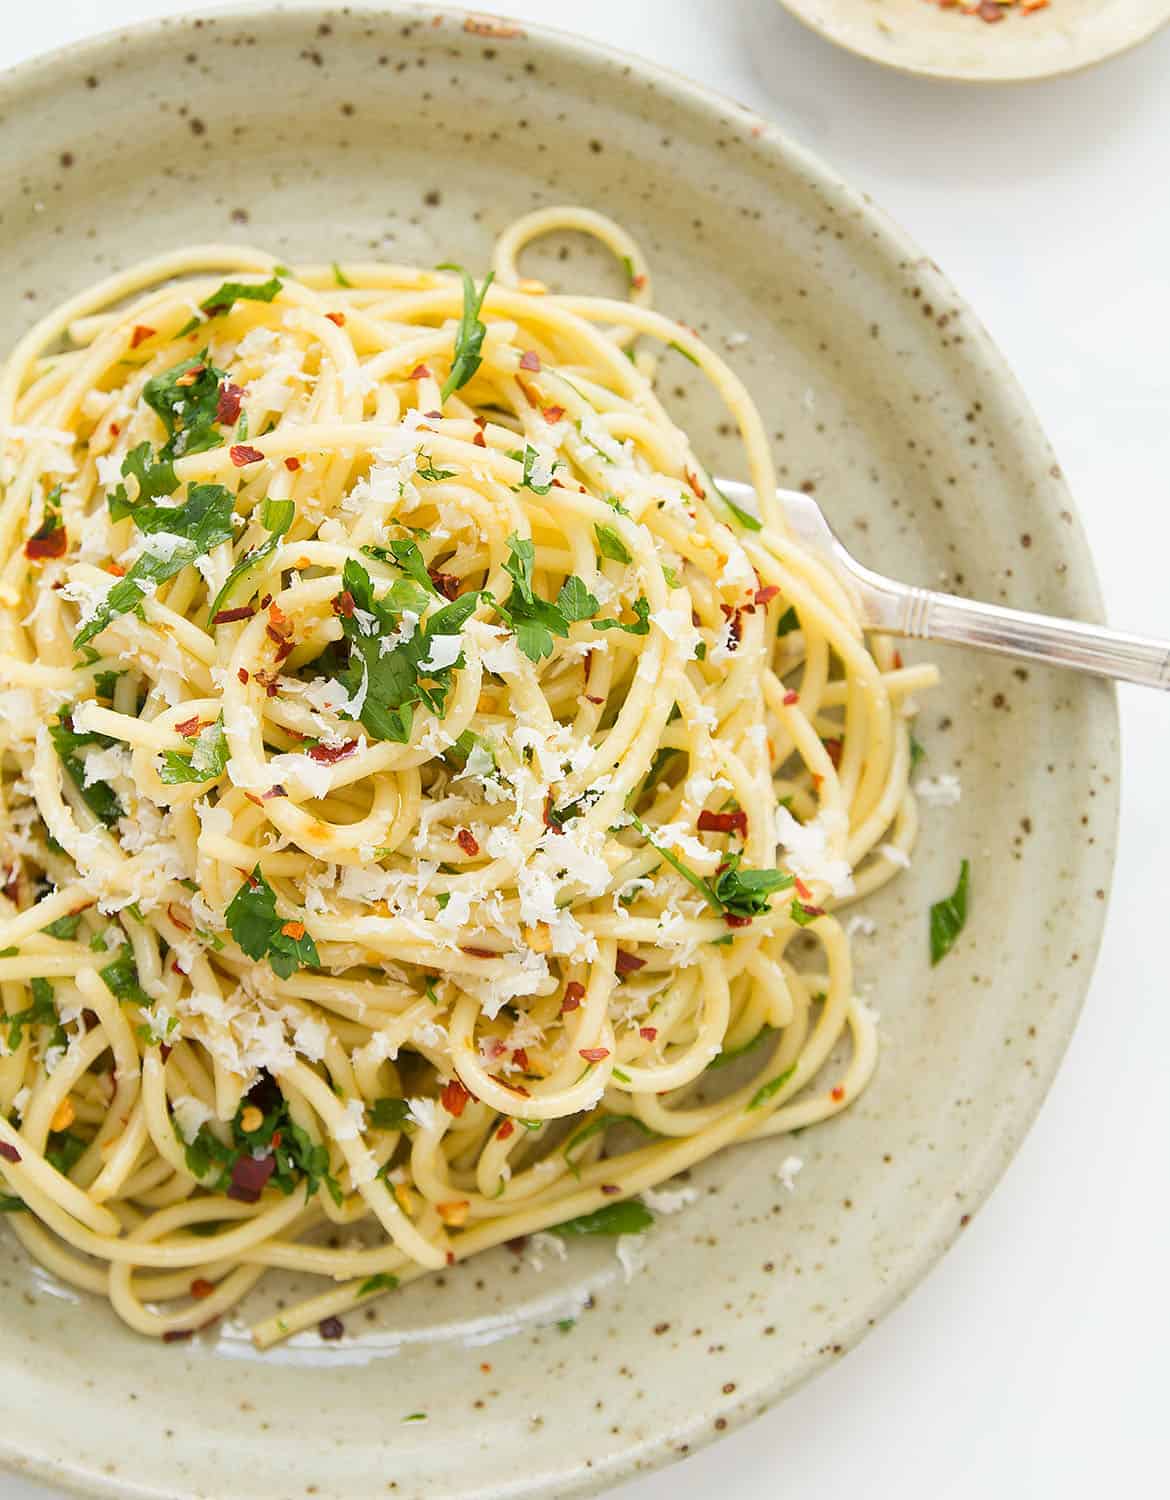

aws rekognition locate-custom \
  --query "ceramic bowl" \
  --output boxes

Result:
[0,6,1118,1498]
[775,0,1170,82]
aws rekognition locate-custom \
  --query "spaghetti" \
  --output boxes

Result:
[0,208,936,1345]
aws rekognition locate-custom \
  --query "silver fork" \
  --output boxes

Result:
[716,478,1170,691]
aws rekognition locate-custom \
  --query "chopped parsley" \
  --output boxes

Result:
[929,858,969,965]
[368,1097,411,1131]
[42,912,82,941]
[552,1199,654,1236]
[93,669,124,701]
[594,523,632,565]
[416,452,455,482]
[48,712,123,826]
[747,1062,797,1111]
[143,352,230,460]
[199,275,283,317]
[708,474,762,532]
[909,732,926,772]
[708,1025,776,1070]
[99,945,152,1007]
[0,1195,25,1213]
[183,1075,341,1205]
[776,606,799,637]
[509,444,554,495]
[788,899,822,928]
[329,558,480,743]
[159,715,228,786]
[5,977,61,1052]
[438,264,494,400]
[208,497,294,622]
[332,262,353,288]
[630,815,793,920]
[359,1273,399,1296]
[75,483,236,647]
[225,866,320,979]
[667,340,699,366]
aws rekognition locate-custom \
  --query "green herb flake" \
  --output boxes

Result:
[43,912,82,942]
[552,1200,654,1236]
[332,262,353,288]
[909,732,926,773]
[594,523,632,566]
[199,275,283,317]
[776,606,799,637]
[208,497,294,623]
[747,1063,797,1112]
[225,866,320,979]
[368,1097,411,1131]
[159,714,228,785]
[48,712,123,827]
[438,265,494,400]
[99,945,152,1007]
[5,977,60,1052]
[929,858,969,966]
[359,1273,400,1297]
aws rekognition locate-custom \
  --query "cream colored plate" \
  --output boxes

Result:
[0,5,1118,1498]
[777,0,1169,81]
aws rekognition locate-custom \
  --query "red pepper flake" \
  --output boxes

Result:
[515,373,542,408]
[307,739,357,765]
[175,365,205,388]
[440,1078,470,1117]
[446,1250,456,1266]
[782,690,799,706]
[472,429,487,448]
[163,1329,193,1344]
[280,921,306,940]
[600,1183,621,1196]
[130,324,156,349]
[25,529,67,560]
[428,568,460,599]
[171,957,188,976]
[263,785,287,799]
[497,1119,515,1141]
[237,668,250,684]
[167,903,192,933]
[492,1076,531,1097]
[793,876,812,902]
[830,1085,846,1102]
[579,1047,610,1063]
[0,1142,21,1164]
[632,273,647,291]
[333,589,356,618]
[230,444,265,467]
[585,694,604,705]
[976,0,1005,18]
[211,605,256,625]
[541,404,565,423]
[755,584,780,606]
[105,562,127,577]
[561,980,585,1013]
[460,946,496,959]
[639,1027,658,1042]
[408,363,431,380]
[542,793,564,835]
[243,792,263,807]
[892,650,904,670]
[797,902,825,921]
[216,382,245,426]
[318,1316,345,1340]
[324,311,346,326]
[424,409,442,420]
[226,1153,275,1203]
[283,456,301,471]
[174,713,202,737]
[456,827,480,857]
[109,423,121,437]
[506,1235,528,1255]
[823,737,843,768]
[484,1038,507,1059]
[519,350,541,372]
[698,809,748,836]
[190,1278,215,1301]
[685,469,706,501]
[724,913,752,929]
[615,950,645,978]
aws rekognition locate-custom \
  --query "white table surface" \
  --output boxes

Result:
[3,3,1168,1498]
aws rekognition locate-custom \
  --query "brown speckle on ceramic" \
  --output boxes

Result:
[0,7,1117,1500]
[775,0,1169,83]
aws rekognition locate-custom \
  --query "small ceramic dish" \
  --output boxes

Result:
[775,0,1170,81]
[0,5,1117,1498]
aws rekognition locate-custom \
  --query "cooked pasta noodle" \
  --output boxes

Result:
[0,208,936,1345]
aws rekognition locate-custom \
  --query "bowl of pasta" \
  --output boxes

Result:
[0,6,1117,1499]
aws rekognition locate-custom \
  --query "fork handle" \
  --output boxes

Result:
[895,586,1170,690]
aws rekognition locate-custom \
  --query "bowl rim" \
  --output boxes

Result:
[0,5,1120,1498]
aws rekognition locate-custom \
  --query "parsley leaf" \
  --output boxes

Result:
[5,977,60,1051]
[552,1200,654,1236]
[438,265,494,400]
[359,1273,400,1296]
[75,483,236,647]
[712,856,794,919]
[510,444,554,495]
[200,275,283,316]
[929,858,969,966]
[48,712,123,826]
[225,865,320,979]
[332,262,353,288]
[0,1195,26,1213]
[143,353,229,460]
[788,898,823,928]
[93,669,124,701]
[776,606,799,637]
[492,534,604,662]
[385,536,439,595]
[708,475,762,533]
[591,596,650,636]
[207,497,294,622]
[99,945,152,1007]
[46,1129,88,1175]
[331,558,481,743]
[42,912,82,941]
[556,575,601,623]
[160,715,228,785]
[747,1062,797,1111]
[594,523,632,565]
[416,452,455,482]
[108,442,179,515]
[183,1075,341,1205]
[368,1097,411,1131]
[909,732,926,773]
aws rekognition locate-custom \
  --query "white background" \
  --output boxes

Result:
[3,3,1168,1498]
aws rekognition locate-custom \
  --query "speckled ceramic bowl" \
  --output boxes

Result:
[0,6,1118,1498]
[776,0,1169,83]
